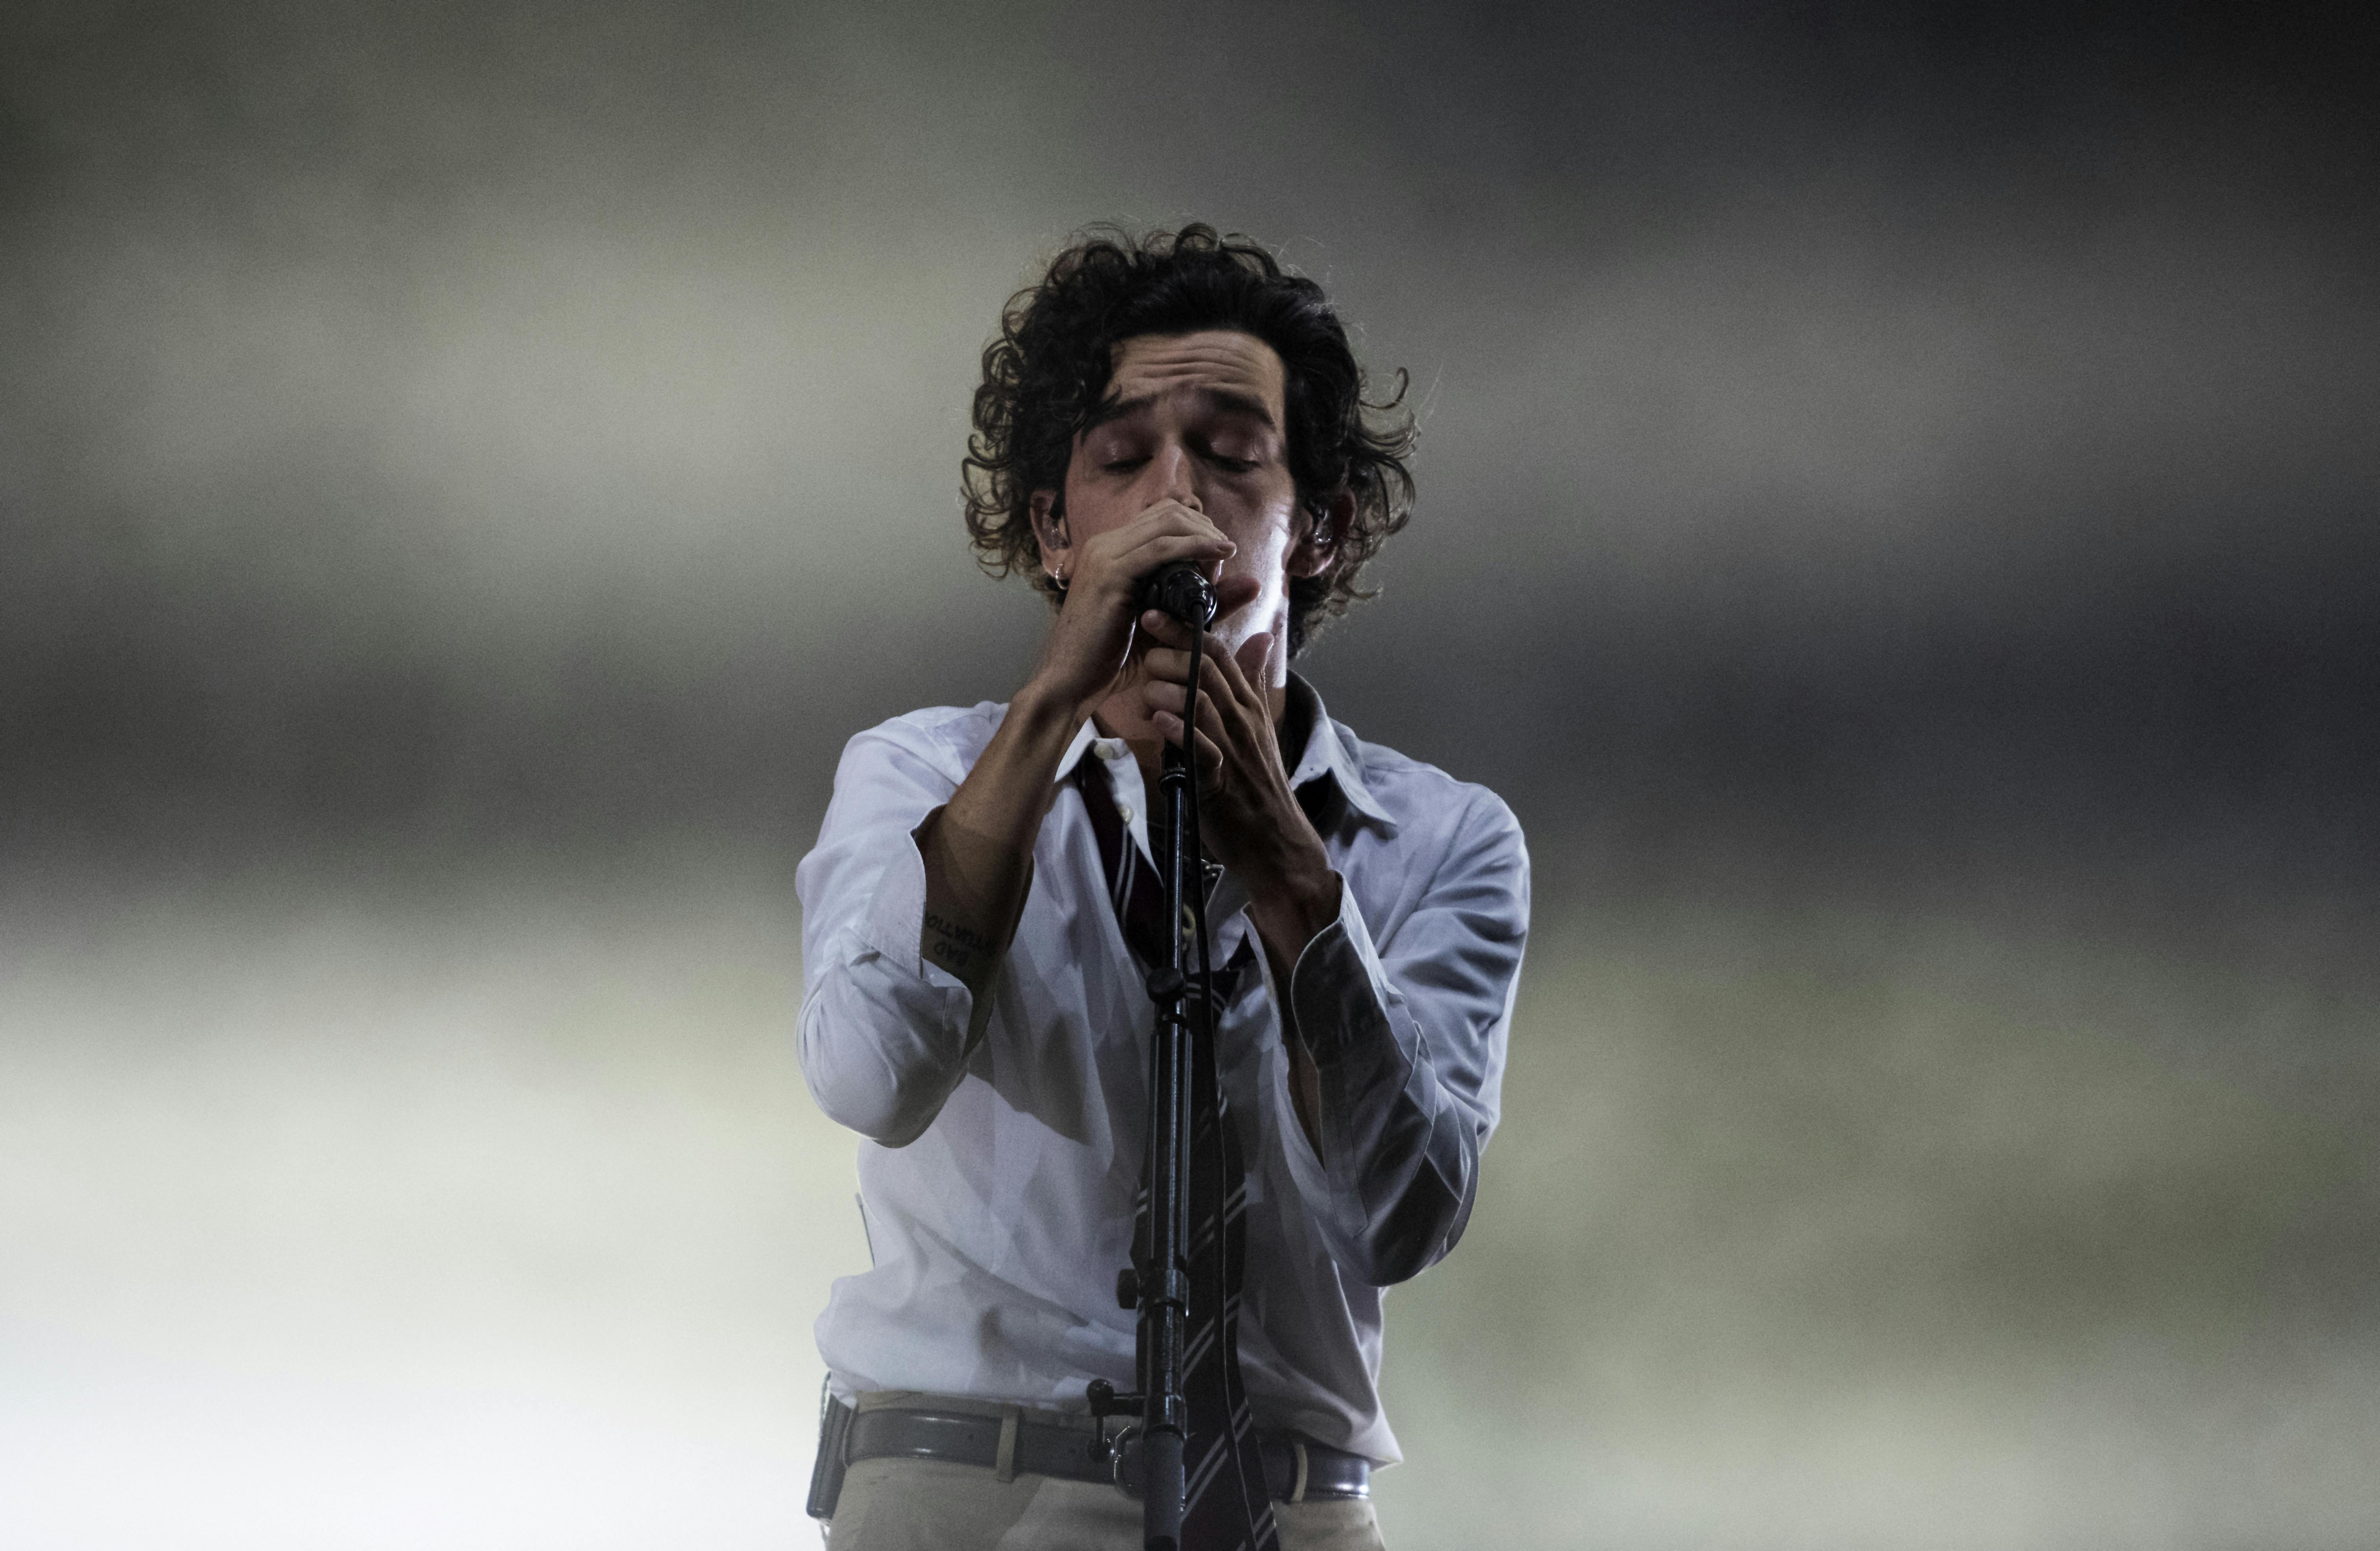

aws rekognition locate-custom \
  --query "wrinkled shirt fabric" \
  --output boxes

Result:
[795,677,1529,1465]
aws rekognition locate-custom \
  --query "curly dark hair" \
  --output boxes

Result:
[962,224,1416,656]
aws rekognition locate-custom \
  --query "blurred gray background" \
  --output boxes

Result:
[3,3,2375,1547]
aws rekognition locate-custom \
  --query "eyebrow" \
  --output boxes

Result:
[1081,385,1278,435]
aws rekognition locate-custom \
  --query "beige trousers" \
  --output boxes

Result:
[821,1393,1386,1551]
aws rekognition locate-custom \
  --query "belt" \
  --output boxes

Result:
[843,1403,1371,1502]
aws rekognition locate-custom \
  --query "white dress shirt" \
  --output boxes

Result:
[795,676,1529,1464]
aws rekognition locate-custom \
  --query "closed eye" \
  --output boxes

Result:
[1194,437,1263,473]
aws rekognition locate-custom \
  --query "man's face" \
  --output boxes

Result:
[1033,329,1327,679]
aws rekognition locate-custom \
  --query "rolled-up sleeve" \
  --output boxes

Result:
[795,720,991,1148]
[1274,789,1529,1286]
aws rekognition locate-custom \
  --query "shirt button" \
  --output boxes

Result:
[1118,805,1136,823]
[1095,743,1120,760]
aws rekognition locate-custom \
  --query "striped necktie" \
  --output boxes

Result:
[1073,755,1277,1551]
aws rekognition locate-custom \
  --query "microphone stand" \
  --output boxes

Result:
[1088,571,1216,1551]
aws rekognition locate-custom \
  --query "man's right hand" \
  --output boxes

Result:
[914,502,1230,999]
[1025,501,1237,720]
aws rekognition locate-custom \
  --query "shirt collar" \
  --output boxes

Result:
[1283,673,1397,831]
[1046,674,1395,833]
[1055,717,1105,781]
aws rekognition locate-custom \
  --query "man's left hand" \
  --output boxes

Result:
[1138,612,1342,969]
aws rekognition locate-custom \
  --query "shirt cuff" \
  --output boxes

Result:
[1268,881,1413,1250]
[853,819,931,978]
[851,815,992,1052]
[1286,879,1401,1067]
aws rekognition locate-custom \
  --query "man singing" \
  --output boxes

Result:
[796,225,1529,1549]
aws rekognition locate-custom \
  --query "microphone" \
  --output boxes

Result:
[1138,562,1217,628]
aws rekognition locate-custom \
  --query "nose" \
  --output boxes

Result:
[1148,442,1200,512]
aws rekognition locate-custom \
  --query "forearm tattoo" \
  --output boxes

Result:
[922,907,998,987]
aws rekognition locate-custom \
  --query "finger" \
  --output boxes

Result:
[1100,532,1235,583]
[1141,643,1245,717]
[1233,629,1274,688]
[1128,497,1225,532]
[1117,503,1234,555]
[1188,675,1233,753]
[1139,675,1193,721]
[1140,675,1234,749]
[1139,640,1198,679]
[1140,615,1246,675]
[1142,682,1234,785]
[1148,713,1224,782]
[1211,573,1264,624]
[1087,497,1214,539]
[1192,628,1267,719]
[1139,634,1232,678]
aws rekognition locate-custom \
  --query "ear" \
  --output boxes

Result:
[1029,490,1069,575]
[1287,490,1354,580]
